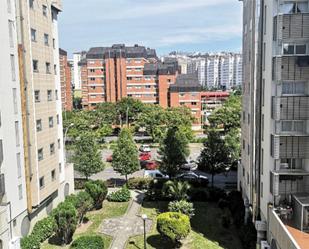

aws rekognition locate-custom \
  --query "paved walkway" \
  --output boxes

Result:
[101,190,152,249]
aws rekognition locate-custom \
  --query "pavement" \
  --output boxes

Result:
[101,190,152,249]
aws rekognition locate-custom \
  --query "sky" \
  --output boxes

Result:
[58,0,243,57]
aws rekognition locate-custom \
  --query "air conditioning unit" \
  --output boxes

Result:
[261,240,270,249]
[9,237,21,249]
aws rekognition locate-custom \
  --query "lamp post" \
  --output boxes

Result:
[141,214,148,249]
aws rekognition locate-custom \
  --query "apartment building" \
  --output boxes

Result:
[239,0,309,248]
[81,44,179,109]
[72,51,86,97]
[59,48,73,111]
[169,75,202,130]
[0,0,74,245]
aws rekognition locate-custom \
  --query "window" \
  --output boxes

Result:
[90,69,95,73]
[282,120,305,132]
[242,140,245,150]
[33,60,38,72]
[281,2,308,14]
[36,119,42,131]
[52,38,55,49]
[15,121,20,146]
[261,114,264,141]
[7,0,11,12]
[18,184,23,200]
[50,143,55,155]
[58,139,60,149]
[49,117,54,128]
[262,43,266,70]
[59,163,62,173]
[12,88,18,114]
[47,90,52,101]
[44,33,49,46]
[54,64,57,75]
[8,21,14,47]
[248,113,250,124]
[31,28,36,42]
[46,62,51,73]
[90,78,95,81]
[283,44,294,55]
[38,148,43,161]
[16,153,22,178]
[262,79,265,106]
[281,158,303,170]
[10,55,16,81]
[296,45,306,55]
[282,82,305,95]
[263,5,267,35]
[191,102,197,105]
[42,5,47,16]
[145,85,151,89]
[127,77,133,81]
[56,114,59,124]
[247,144,250,155]
[260,182,263,198]
[261,149,264,175]
[39,177,45,189]
[34,90,40,102]
[243,111,246,122]
[55,90,58,100]
[51,170,56,181]
[29,0,34,8]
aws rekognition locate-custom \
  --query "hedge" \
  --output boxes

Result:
[107,187,131,202]
[31,216,56,243]
[70,235,104,249]
[21,234,40,249]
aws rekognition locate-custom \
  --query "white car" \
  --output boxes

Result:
[139,144,151,152]
[180,160,198,171]
[144,170,169,179]
[177,172,209,183]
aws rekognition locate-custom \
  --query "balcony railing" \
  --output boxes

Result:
[272,96,309,120]
[271,135,309,159]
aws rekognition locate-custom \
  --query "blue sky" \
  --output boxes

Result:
[59,0,242,57]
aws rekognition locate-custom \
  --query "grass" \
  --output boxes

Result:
[41,200,129,249]
[126,201,243,249]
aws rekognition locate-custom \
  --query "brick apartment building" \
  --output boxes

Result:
[59,48,73,111]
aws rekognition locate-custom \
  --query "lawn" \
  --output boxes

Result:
[126,201,243,249]
[41,200,129,249]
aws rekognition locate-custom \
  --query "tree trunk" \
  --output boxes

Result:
[125,174,128,184]
[211,173,214,188]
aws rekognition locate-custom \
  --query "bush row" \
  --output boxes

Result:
[107,186,131,202]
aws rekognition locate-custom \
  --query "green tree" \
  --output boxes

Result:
[116,97,145,126]
[73,97,82,110]
[163,180,191,201]
[51,201,77,245]
[159,126,189,177]
[198,129,231,187]
[84,180,108,209]
[225,128,241,168]
[112,128,139,182]
[73,133,104,179]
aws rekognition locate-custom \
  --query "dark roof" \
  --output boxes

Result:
[170,74,202,92]
[59,48,67,56]
[86,44,157,60]
[143,61,179,76]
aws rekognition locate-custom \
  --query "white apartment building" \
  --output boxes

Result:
[0,0,74,246]
[206,55,220,88]
[220,54,234,90]
[239,0,309,248]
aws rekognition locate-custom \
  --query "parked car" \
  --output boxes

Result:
[144,170,169,179]
[145,161,159,170]
[139,152,151,161]
[177,172,209,183]
[106,155,113,162]
[139,144,151,152]
[180,160,198,171]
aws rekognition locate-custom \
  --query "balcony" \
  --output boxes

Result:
[271,135,309,159]
[272,96,309,120]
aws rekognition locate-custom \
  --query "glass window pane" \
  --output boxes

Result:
[296,45,306,54]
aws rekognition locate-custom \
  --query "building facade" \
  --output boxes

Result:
[59,48,73,111]
[239,0,309,248]
[0,0,74,246]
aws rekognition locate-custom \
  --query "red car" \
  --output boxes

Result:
[106,155,113,162]
[145,161,158,170]
[139,152,151,161]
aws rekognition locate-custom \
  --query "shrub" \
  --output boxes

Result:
[107,186,131,202]
[168,200,195,218]
[208,187,227,202]
[162,181,191,201]
[221,213,231,228]
[66,191,94,224]
[51,201,78,245]
[85,180,108,209]
[74,178,88,190]
[21,235,40,249]
[189,188,210,201]
[31,216,56,243]
[127,177,152,190]
[226,191,245,226]
[157,212,191,244]
[218,198,229,209]
[70,235,104,249]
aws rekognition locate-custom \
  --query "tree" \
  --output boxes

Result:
[198,129,231,187]
[73,97,82,110]
[51,201,77,245]
[73,133,104,179]
[84,180,108,209]
[65,191,94,224]
[225,128,241,168]
[112,128,139,182]
[115,97,145,126]
[159,126,189,177]
[163,180,191,201]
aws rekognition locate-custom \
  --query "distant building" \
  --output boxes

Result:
[59,49,73,111]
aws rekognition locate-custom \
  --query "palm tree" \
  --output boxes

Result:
[163,180,191,201]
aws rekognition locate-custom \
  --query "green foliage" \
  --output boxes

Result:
[163,180,191,201]
[168,200,195,218]
[65,191,94,224]
[224,128,241,168]
[107,186,131,202]
[31,216,56,243]
[207,94,241,132]
[84,180,108,209]
[112,128,139,181]
[73,97,82,110]
[51,201,78,245]
[21,235,40,249]
[116,97,145,125]
[70,235,104,249]
[127,177,152,190]
[198,129,231,187]
[159,126,189,177]
[73,132,104,179]
[157,212,191,243]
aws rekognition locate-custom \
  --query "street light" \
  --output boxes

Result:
[141,214,148,249]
